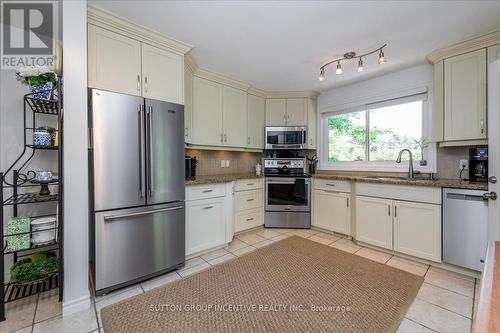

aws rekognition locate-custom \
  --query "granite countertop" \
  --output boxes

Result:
[185,173,263,186]
[312,173,488,190]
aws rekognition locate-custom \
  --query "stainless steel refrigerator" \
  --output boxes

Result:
[89,89,185,294]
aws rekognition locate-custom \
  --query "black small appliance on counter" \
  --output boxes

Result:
[185,156,198,180]
[469,147,488,182]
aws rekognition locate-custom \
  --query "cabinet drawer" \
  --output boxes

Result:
[186,183,226,201]
[235,208,263,233]
[314,179,351,193]
[235,189,263,211]
[235,178,263,192]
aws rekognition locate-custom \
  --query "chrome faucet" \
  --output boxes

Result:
[396,149,414,179]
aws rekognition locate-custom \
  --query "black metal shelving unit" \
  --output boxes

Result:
[0,79,64,321]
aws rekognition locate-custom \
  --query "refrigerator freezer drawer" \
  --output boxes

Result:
[95,203,185,292]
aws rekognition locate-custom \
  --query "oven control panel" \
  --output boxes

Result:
[263,158,306,172]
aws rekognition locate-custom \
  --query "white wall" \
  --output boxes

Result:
[62,0,90,315]
[316,64,436,172]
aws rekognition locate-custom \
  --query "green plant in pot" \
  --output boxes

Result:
[10,251,58,285]
[16,66,57,100]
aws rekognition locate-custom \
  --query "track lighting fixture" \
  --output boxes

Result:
[318,44,387,81]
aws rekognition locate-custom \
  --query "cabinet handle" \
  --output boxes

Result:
[137,75,141,91]
[203,206,214,210]
[246,183,254,186]
[224,133,227,142]
[247,136,250,145]
[220,133,223,142]
[144,76,148,92]
[326,183,336,187]
[388,205,391,216]
[347,198,349,208]
[480,119,485,134]
[394,205,397,218]
[246,217,254,221]
[246,198,254,202]
[322,190,340,194]
[202,189,213,193]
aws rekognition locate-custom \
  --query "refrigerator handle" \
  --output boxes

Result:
[138,104,145,198]
[148,105,154,197]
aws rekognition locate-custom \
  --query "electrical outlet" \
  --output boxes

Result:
[459,160,469,170]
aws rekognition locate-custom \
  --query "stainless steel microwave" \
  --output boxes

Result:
[265,126,308,150]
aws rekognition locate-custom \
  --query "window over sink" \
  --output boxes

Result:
[320,93,435,172]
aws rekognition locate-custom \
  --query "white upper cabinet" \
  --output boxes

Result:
[88,24,185,104]
[141,43,184,104]
[286,99,308,126]
[184,67,193,143]
[488,44,500,64]
[356,196,393,250]
[222,86,247,147]
[88,25,142,96]
[444,49,487,141]
[265,99,287,126]
[247,94,265,149]
[307,99,317,149]
[192,77,224,146]
[265,98,309,127]
[393,200,441,262]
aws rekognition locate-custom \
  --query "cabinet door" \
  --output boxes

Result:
[394,201,441,262]
[142,43,184,104]
[184,68,193,143]
[444,49,487,140]
[88,25,142,96]
[247,94,265,149]
[222,86,247,147]
[186,199,226,256]
[266,99,287,126]
[356,196,393,250]
[307,99,316,149]
[488,44,500,64]
[286,98,308,126]
[313,190,350,235]
[192,77,224,146]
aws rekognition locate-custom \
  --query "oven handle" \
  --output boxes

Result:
[266,178,311,184]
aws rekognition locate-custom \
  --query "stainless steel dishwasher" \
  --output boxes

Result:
[443,188,488,271]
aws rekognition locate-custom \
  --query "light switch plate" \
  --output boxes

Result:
[220,160,225,168]
[226,160,230,167]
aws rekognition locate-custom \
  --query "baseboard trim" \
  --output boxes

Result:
[63,294,91,317]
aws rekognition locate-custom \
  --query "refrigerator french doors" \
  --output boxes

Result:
[90,89,185,293]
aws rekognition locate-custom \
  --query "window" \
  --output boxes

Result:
[321,93,432,171]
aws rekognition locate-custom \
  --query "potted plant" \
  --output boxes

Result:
[414,137,429,166]
[9,251,58,285]
[16,66,57,100]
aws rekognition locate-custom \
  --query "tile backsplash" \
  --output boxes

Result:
[186,149,263,176]
[436,146,471,180]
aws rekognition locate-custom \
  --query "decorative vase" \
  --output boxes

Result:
[29,81,53,100]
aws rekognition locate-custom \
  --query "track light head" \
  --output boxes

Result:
[335,61,342,75]
[318,68,325,81]
[357,58,364,72]
[378,50,386,64]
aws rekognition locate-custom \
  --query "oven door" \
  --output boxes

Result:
[265,177,311,212]
[265,127,307,150]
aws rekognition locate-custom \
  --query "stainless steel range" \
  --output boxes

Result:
[264,158,311,228]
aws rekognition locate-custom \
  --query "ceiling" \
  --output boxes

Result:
[90,1,500,92]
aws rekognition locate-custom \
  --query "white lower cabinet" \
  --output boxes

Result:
[312,190,350,235]
[233,178,264,233]
[356,196,393,250]
[186,198,226,256]
[393,200,441,262]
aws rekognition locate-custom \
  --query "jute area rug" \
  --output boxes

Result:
[101,236,423,333]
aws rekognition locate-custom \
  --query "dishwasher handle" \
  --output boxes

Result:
[446,193,486,202]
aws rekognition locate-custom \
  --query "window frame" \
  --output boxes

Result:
[318,93,437,173]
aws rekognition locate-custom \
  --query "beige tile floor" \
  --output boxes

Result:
[2,227,478,333]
